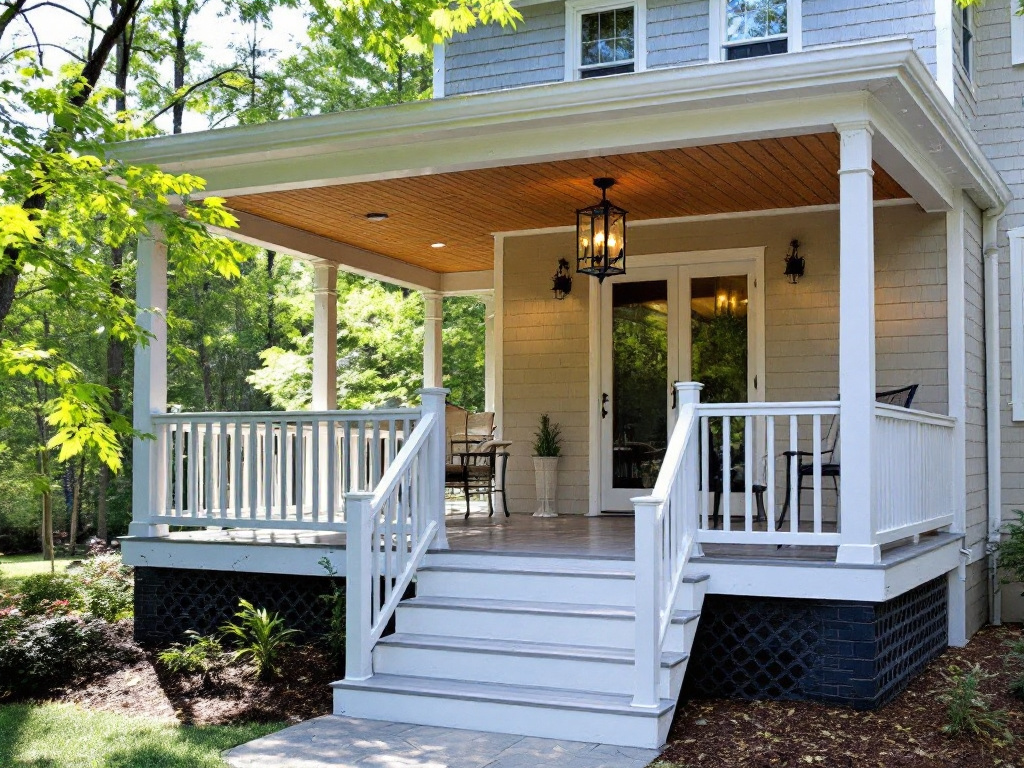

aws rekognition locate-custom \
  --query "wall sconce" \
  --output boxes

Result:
[551,258,572,300]
[576,178,627,283]
[784,239,805,284]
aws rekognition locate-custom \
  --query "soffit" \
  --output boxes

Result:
[226,133,909,274]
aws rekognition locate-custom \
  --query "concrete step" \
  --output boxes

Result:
[332,674,675,749]
[374,632,688,698]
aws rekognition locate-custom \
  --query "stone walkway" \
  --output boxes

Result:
[223,716,661,768]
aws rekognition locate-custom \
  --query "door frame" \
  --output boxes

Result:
[586,246,766,515]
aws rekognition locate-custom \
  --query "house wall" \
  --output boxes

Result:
[499,203,948,516]
[444,0,940,97]
[974,0,1024,623]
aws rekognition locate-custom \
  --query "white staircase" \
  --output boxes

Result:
[332,551,708,748]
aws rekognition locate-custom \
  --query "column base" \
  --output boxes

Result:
[836,543,882,565]
[128,521,170,538]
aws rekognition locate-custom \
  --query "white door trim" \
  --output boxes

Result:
[587,246,766,515]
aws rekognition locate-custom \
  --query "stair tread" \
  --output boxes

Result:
[333,674,675,717]
[378,632,688,667]
[401,595,700,624]
[418,564,634,579]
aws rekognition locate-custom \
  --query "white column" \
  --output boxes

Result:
[129,231,169,537]
[419,387,450,549]
[312,264,338,411]
[423,291,444,389]
[482,294,496,412]
[835,121,881,565]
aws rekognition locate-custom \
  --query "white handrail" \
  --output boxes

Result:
[632,384,702,708]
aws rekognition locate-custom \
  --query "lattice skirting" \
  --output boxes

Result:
[134,567,343,646]
[683,577,948,709]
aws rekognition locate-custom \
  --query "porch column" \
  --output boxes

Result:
[423,290,444,389]
[836,121,881,565]
[312,263,338,411]
[482,294,496,412]
[129,230,169,537]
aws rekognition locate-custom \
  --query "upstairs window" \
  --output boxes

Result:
[566,0,646,80]
[958,5,974,79]
[725,0,788,59]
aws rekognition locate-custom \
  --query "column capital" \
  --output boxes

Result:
[313,263,338,295]
[836,121,875,176]
[833,119,875,137]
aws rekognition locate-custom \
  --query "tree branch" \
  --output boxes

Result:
[143,66,240,125]
[0,0,28,47]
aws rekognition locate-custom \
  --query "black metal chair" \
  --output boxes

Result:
[777,385,918,527]
[707,428,766,529]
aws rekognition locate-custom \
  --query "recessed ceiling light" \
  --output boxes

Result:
[365,212,389,222]
[431,242,446,248]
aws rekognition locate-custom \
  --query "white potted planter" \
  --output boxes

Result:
[532,414,562,517]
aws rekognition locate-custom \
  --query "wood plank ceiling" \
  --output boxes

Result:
[227,132,910,274]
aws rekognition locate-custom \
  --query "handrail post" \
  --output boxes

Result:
[632,497,661,708]
[345,491,375,680]
[418,387,450,550]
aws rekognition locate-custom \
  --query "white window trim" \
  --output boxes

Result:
[957,4,975,82]
[564,0,646,81]
[1010,227,1024,421]
[708,0,802,63]
[1013,4,1024,66]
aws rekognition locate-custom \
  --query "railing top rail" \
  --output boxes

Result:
[636,403,698,508]
[874,403,956,427]
[152,408,420,422]
[696,401,840,416]
[367,412,437,512]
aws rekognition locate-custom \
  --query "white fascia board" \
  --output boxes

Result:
[868,102,955,213]
[220,210,442,292]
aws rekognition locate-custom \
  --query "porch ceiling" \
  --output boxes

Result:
[226,133,909,274]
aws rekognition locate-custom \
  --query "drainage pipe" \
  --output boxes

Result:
[983,208,1004,626]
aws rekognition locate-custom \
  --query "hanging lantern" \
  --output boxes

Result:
[551,258,573,299]
[576,178,627,283]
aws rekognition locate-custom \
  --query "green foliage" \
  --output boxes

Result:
[999,510,1024,594]
[158,631,225,686]
[0,703,283,768]
[75,554,134,622]
[533,414,562,457]
[318,557,346,660]
[220,599,299,681]
[17,572,86,616]
[937,663,1013,743]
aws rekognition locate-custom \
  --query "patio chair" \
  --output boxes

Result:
[777,385,918,527]
[444,406,511,518]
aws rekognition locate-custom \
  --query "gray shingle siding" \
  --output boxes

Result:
[647,0,707,68]
[802,0,937,74]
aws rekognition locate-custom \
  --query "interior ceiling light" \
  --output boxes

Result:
[365,212,389,222]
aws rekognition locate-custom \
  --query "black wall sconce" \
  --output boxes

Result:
[552,257,573,299]
[784,239,805,284]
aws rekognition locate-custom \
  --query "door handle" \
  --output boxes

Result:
[601,393,608,419]
[671,386,677,410]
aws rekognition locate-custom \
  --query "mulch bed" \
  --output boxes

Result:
[659,623,1024,768]
[61,641,335,726]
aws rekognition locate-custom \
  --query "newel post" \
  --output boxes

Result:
[418,387,450,550]
[345,491,375,680]
[632,496,661,708]
[129,230,169,538]
[675,382,703,557]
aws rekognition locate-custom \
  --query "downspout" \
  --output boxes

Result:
[983,208,1004,626]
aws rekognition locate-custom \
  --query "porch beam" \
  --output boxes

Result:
[423,291,444,389]
[835,121,881,565]
[869,105,955,214]
[129,230,170,537]
[312,264,338,411]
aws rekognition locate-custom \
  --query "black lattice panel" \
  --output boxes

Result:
[683,577,947,709]
[134,567,342,645]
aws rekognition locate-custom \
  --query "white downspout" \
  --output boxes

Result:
[983,208,1004,625]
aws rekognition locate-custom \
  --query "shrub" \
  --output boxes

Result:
[220,599,299,681]
[158,631,225,686]
[18,572,85,616]
[937,663,1013,743]
[0,614,141,700]
[76,553,133,622]
[1005,636,1024,701]
[318,557,345,660]
[1001,510,1024,593]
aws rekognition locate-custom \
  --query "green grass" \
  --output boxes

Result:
[0,703,284,767]
[0,554,75,590]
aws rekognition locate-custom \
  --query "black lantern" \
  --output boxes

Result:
[784,239,805,284]
[576,178,627,283]
[551,258,572,299]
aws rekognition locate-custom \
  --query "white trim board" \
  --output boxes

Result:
[1009,226,1024,421]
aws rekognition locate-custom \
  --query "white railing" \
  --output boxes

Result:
[696,402,843,547]
[632,383,702,708]
[345,389,446,681]
[151,409,419,530]
[873,404,956,544]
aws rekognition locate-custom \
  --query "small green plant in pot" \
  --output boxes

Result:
[532,414,562,518]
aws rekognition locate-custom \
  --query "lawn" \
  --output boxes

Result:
[0,553,75,588]
[0,703,284,768]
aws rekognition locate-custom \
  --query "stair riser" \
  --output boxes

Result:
[374,644,677,698]
[424,553,635,573]
[396,606,695,649]
[674,581,708,612]
[416,570,635,606]
[334,688,671,749]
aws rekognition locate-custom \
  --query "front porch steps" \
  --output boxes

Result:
[332,553,709,749]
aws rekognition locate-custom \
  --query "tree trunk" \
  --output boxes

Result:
[40,450,53,562]
[68,457,85,555]
[171,1,187,135]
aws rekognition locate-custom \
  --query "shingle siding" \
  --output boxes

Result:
[647,0,708,68]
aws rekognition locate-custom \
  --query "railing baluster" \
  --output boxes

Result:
[264,419,274,521]
[766,416,775,531]
[700,416,710,529]
[312,419,321,524]
[174,422,184,519]
[295,419,305,523]
[744,416,753,532]
[722,416,731,532]
[219,420,229,518]
[812,414,822,534]
[788,415,798,533]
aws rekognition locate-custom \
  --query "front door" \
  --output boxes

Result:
[598,251,763,513]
